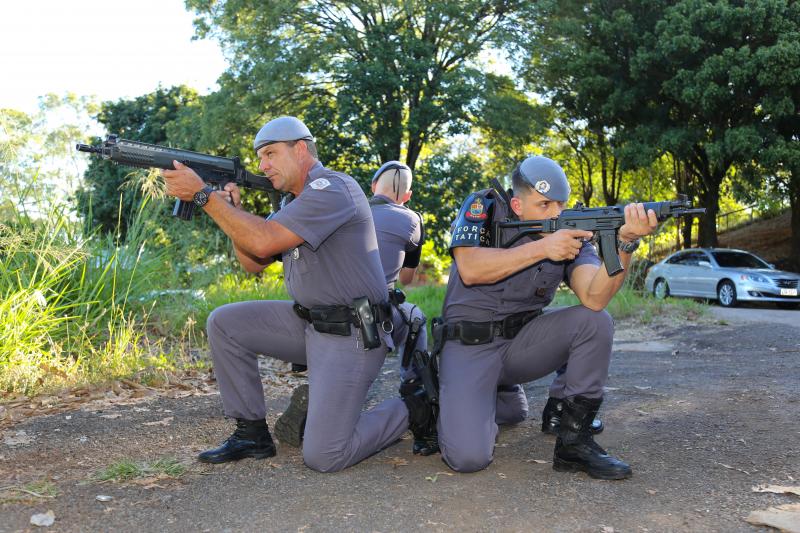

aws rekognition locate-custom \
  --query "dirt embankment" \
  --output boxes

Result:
[718,211,795,270]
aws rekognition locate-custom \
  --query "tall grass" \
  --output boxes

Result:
[0,178,174,394]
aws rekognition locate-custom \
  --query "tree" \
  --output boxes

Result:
[75,86,201,234]
[1,94,99,217]
[185,0,529,173]
[522,0,792,247]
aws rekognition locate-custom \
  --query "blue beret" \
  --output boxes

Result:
[253,116,314,152]
[518,156,570,202]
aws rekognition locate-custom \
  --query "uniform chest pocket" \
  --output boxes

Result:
[293,247,319,275]
[501,263,563,304]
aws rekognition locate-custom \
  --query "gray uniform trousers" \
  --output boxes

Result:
[438,305,614,473]
[207,300,409,473]
[390,301,428,381]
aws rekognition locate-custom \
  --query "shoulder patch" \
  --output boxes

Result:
[309,178,331,190]
[465,196,488,221]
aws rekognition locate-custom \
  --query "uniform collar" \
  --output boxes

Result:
[373,193,399,205]
[306,161,325,181]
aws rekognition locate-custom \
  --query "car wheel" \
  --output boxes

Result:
[653,278,669,300]
[776,302,800,310]
[717,280,738,308]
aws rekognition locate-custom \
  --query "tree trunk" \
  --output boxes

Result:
[687,149,724,248]
[406,133,422,171]
[790,169,800,271]
[697,184,720,247]
[581,158,593,207]
[682,216,693,249]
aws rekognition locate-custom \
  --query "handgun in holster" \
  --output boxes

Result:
[352,296,382,350]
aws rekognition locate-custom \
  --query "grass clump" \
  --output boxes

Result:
[93,457,187,483]
[0,480,59,503]
[553,286,708,324]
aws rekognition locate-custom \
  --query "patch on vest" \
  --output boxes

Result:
[534,180,550,194]
[465,196,488,221]
[309,178,330,190]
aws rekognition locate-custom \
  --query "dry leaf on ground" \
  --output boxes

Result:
[753,485,800,497]
[745,503,800,533]
[142,417,173,426]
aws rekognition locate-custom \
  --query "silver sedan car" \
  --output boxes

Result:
[644,248,800,309]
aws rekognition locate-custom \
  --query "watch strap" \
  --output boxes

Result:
[617,237,641,254]
[193,185,215,208]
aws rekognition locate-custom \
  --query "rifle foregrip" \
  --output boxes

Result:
[173,199,195,220]
[599,231,624,276]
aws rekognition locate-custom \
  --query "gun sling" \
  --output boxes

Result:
[433,309,543,347]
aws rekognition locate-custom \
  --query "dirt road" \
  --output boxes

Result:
[2,312,799,532]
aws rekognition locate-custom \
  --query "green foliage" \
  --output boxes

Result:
[413,241,451,285]
[0,171,181,395]
[522,0,799,246]
[412,150,485,253]
[1,94,99,203]
[185,0,531,170]
[553,287,707,324]
[75,86,202,235]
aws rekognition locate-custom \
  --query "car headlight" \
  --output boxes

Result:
[740,273,771,284]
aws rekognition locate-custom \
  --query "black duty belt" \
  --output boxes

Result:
[437,309,543,346]
[293,300,393,338]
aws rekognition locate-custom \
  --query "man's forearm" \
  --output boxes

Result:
[581,250,634,310]
[201,193,280,258]
[455,241,548,285]
[233,242,274,273]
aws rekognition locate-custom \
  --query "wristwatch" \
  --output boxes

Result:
[192,185,215,208]
[618,238,641,254]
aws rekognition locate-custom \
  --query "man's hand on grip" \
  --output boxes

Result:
[541,229,593,261]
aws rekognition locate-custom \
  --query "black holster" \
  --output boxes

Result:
[293,298,391,351]
[401,316,425,369]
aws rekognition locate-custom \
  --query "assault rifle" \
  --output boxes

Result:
[493,195,705,276]
[76,135,281,220]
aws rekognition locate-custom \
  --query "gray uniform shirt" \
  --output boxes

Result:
[270,162,387,308]
[370,194,422,287]
[443,188,601,323]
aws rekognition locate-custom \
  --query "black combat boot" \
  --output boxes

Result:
[274,384,309,448]
[541,397,604,435]
[552,396,631,480]
[198,418,276,463]
[400,379,439,456]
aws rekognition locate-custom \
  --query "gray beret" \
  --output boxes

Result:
[518,156,570,202]
[253,116,314,152]
[372,160,410,183]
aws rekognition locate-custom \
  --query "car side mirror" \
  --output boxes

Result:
[698,261,712,268]
[768,263,775,269]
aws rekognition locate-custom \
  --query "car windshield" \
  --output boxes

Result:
[712,251,770,269]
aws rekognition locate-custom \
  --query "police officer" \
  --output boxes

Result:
[368,161,437,455]
[437,155,658,479]
[161,116,435,472]
[369,161,426,371]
